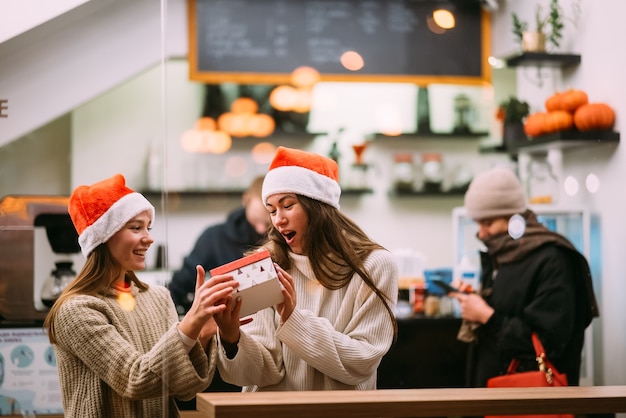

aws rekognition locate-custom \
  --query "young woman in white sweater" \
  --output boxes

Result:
[215,146,399,391]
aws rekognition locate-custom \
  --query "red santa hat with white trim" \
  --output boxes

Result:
[262,146,341,209]
[69,173,155,257]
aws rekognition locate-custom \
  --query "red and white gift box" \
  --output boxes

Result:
[210,249,284,317]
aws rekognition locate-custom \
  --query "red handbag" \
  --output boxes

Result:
[486,332,573,418]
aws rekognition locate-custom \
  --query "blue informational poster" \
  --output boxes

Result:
[0,327,63,415]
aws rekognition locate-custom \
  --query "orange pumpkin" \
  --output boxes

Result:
[545,89,588,113]
[543,110,574,133]
[573,103,615,131]
[560,89,588,112]
[524,112,547,137]
[545,93,562,112]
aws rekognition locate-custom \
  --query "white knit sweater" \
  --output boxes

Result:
[52,283,215,418]
[217,249,398,391]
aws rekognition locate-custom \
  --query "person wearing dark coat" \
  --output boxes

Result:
[454,166,599,388]
[168,175,269,406]
[169,176,268,314]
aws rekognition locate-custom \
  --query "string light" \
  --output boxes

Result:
[433,9,455,29]
[340,51,364,71]
[181,94,276,153]
[269,66,320,113]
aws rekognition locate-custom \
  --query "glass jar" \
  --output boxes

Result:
[527,159,558,204]
[424,295,440,317]
[347,163,370,189]
[438,296,454,317]
[422,153,443,192]
[41,261,76,308]
[410,283,426,314]
[392,153,415,192]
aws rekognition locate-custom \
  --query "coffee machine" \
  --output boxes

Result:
[0,195,83,322]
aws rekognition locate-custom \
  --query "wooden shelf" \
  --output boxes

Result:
[342,188,374,195]
[142,188,374,198]
[510,130,620,154]
[141,189,244,198]
[375,131,489,140]
[504,52,581,68]
[478,144,507,154]
[390,187,468,197]
[228,132,319,142]
[479,131,620,155]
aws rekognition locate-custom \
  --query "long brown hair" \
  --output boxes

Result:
[43,243,149,344]
[263,195,398,339]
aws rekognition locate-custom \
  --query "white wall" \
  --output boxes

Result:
[0,0,188,148]
[497,0,626,387]
[0,0,91,43]
[0,115,71,196]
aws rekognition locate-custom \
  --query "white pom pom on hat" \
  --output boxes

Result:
[464,166,527,220]
[262,146,341,209]
[69,173,155,257]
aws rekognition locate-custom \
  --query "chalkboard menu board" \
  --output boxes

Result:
[188,0,490,85]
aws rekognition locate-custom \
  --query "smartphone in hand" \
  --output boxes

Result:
[432,279,473,294]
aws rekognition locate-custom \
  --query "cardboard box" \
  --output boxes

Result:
[209,249,284,317]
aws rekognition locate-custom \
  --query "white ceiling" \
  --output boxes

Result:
[0,0,188,149]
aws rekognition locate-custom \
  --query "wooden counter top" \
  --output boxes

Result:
[197,385,626,418]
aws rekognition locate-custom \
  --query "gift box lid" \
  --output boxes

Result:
[210,249,271,276]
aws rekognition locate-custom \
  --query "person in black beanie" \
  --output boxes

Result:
[454,166,599,388]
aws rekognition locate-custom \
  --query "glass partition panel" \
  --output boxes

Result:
[1,1,621,415]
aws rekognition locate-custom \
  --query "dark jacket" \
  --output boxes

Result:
[168,207,265,314]
[467,211,597,388]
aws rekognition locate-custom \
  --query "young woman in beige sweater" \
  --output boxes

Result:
[44,174,240,418]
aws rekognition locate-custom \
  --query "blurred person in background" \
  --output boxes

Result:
[453,166,598,388]
[169,175,268,314]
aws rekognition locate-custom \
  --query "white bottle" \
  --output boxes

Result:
[454,255,480,292]
[147,143,162,191]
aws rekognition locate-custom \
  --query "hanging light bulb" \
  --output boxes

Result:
[432,9,455,30]
[340,51,365,71]
[231,97,259,114]
[195,116,217,131]
[291,66,320,89]
[291,89,313,113]
[269,85,299,111]
[249,114,275,137]
[204,130,232,154]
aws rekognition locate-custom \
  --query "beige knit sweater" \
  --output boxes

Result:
[52,283,215,418]
[217,249,398,391]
